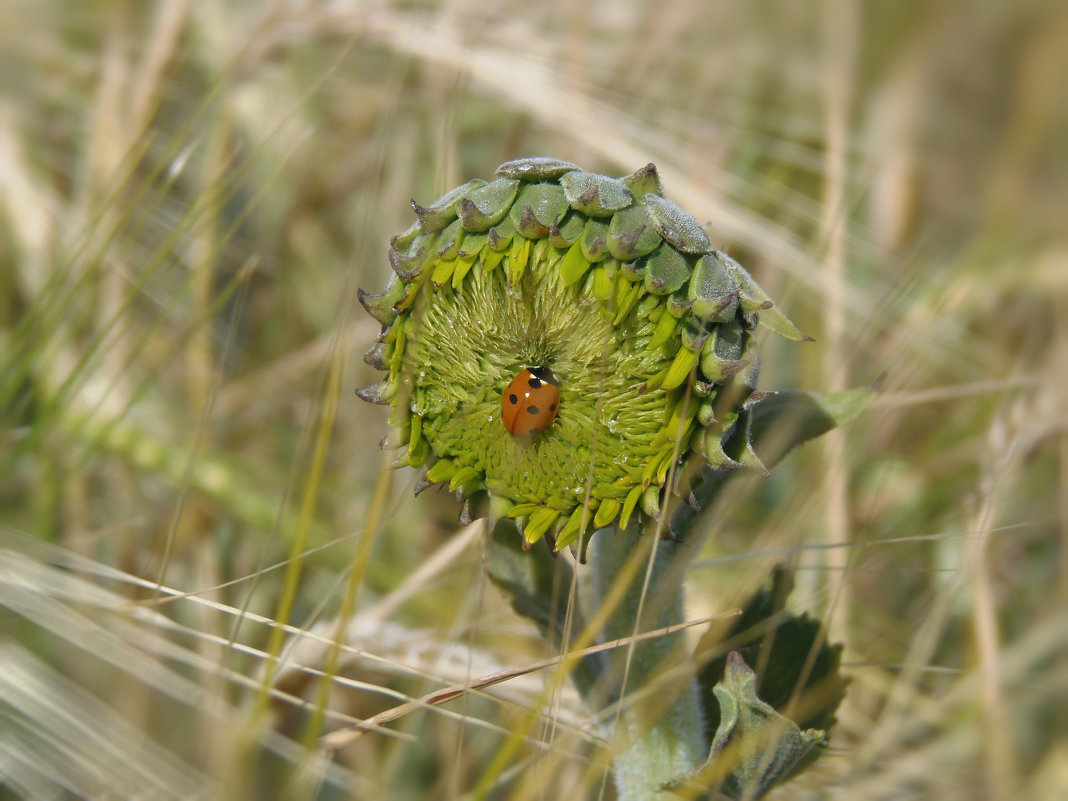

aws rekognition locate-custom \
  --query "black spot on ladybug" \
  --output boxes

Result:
[549,402,557,411]
[528,405,540,415]
[528,377,542,388]
[509,393,518,405]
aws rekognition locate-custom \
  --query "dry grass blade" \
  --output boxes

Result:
[320,611,735,750]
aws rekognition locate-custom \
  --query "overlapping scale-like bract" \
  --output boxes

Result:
[358,158,805,552]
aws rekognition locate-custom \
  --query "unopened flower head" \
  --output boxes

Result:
[358,158,804,550]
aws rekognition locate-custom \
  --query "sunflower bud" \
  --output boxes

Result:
[358,158,805,549]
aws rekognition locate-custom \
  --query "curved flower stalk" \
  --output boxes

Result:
[358,157,806,552]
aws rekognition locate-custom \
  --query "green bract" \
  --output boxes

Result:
[358,158,805,551]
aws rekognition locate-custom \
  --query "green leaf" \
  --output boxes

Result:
[667,652,826,799]
[670,385,875,537]
[745,385,876,468]
[696,569,848,738]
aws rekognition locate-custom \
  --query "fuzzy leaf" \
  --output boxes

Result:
[664,568,847,798]
[745,386,875,468]
[671,386,875,537]
[696,569,847,738]
[667,652,826,799]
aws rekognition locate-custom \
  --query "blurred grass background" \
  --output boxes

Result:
[1,1,1065,799]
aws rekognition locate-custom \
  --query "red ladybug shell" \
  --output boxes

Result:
[502,367,560,437]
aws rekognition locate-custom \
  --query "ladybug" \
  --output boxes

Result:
[502,367,561,437]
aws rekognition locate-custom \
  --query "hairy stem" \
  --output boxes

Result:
[588,525,706,799]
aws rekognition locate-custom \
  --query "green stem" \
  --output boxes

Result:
[588,525,707,800]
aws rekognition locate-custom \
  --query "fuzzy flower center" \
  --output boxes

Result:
[406,242,673,506]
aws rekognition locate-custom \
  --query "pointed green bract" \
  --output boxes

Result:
[458,179,518,232]
[560,171,633,216]
[357,158,809,546]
